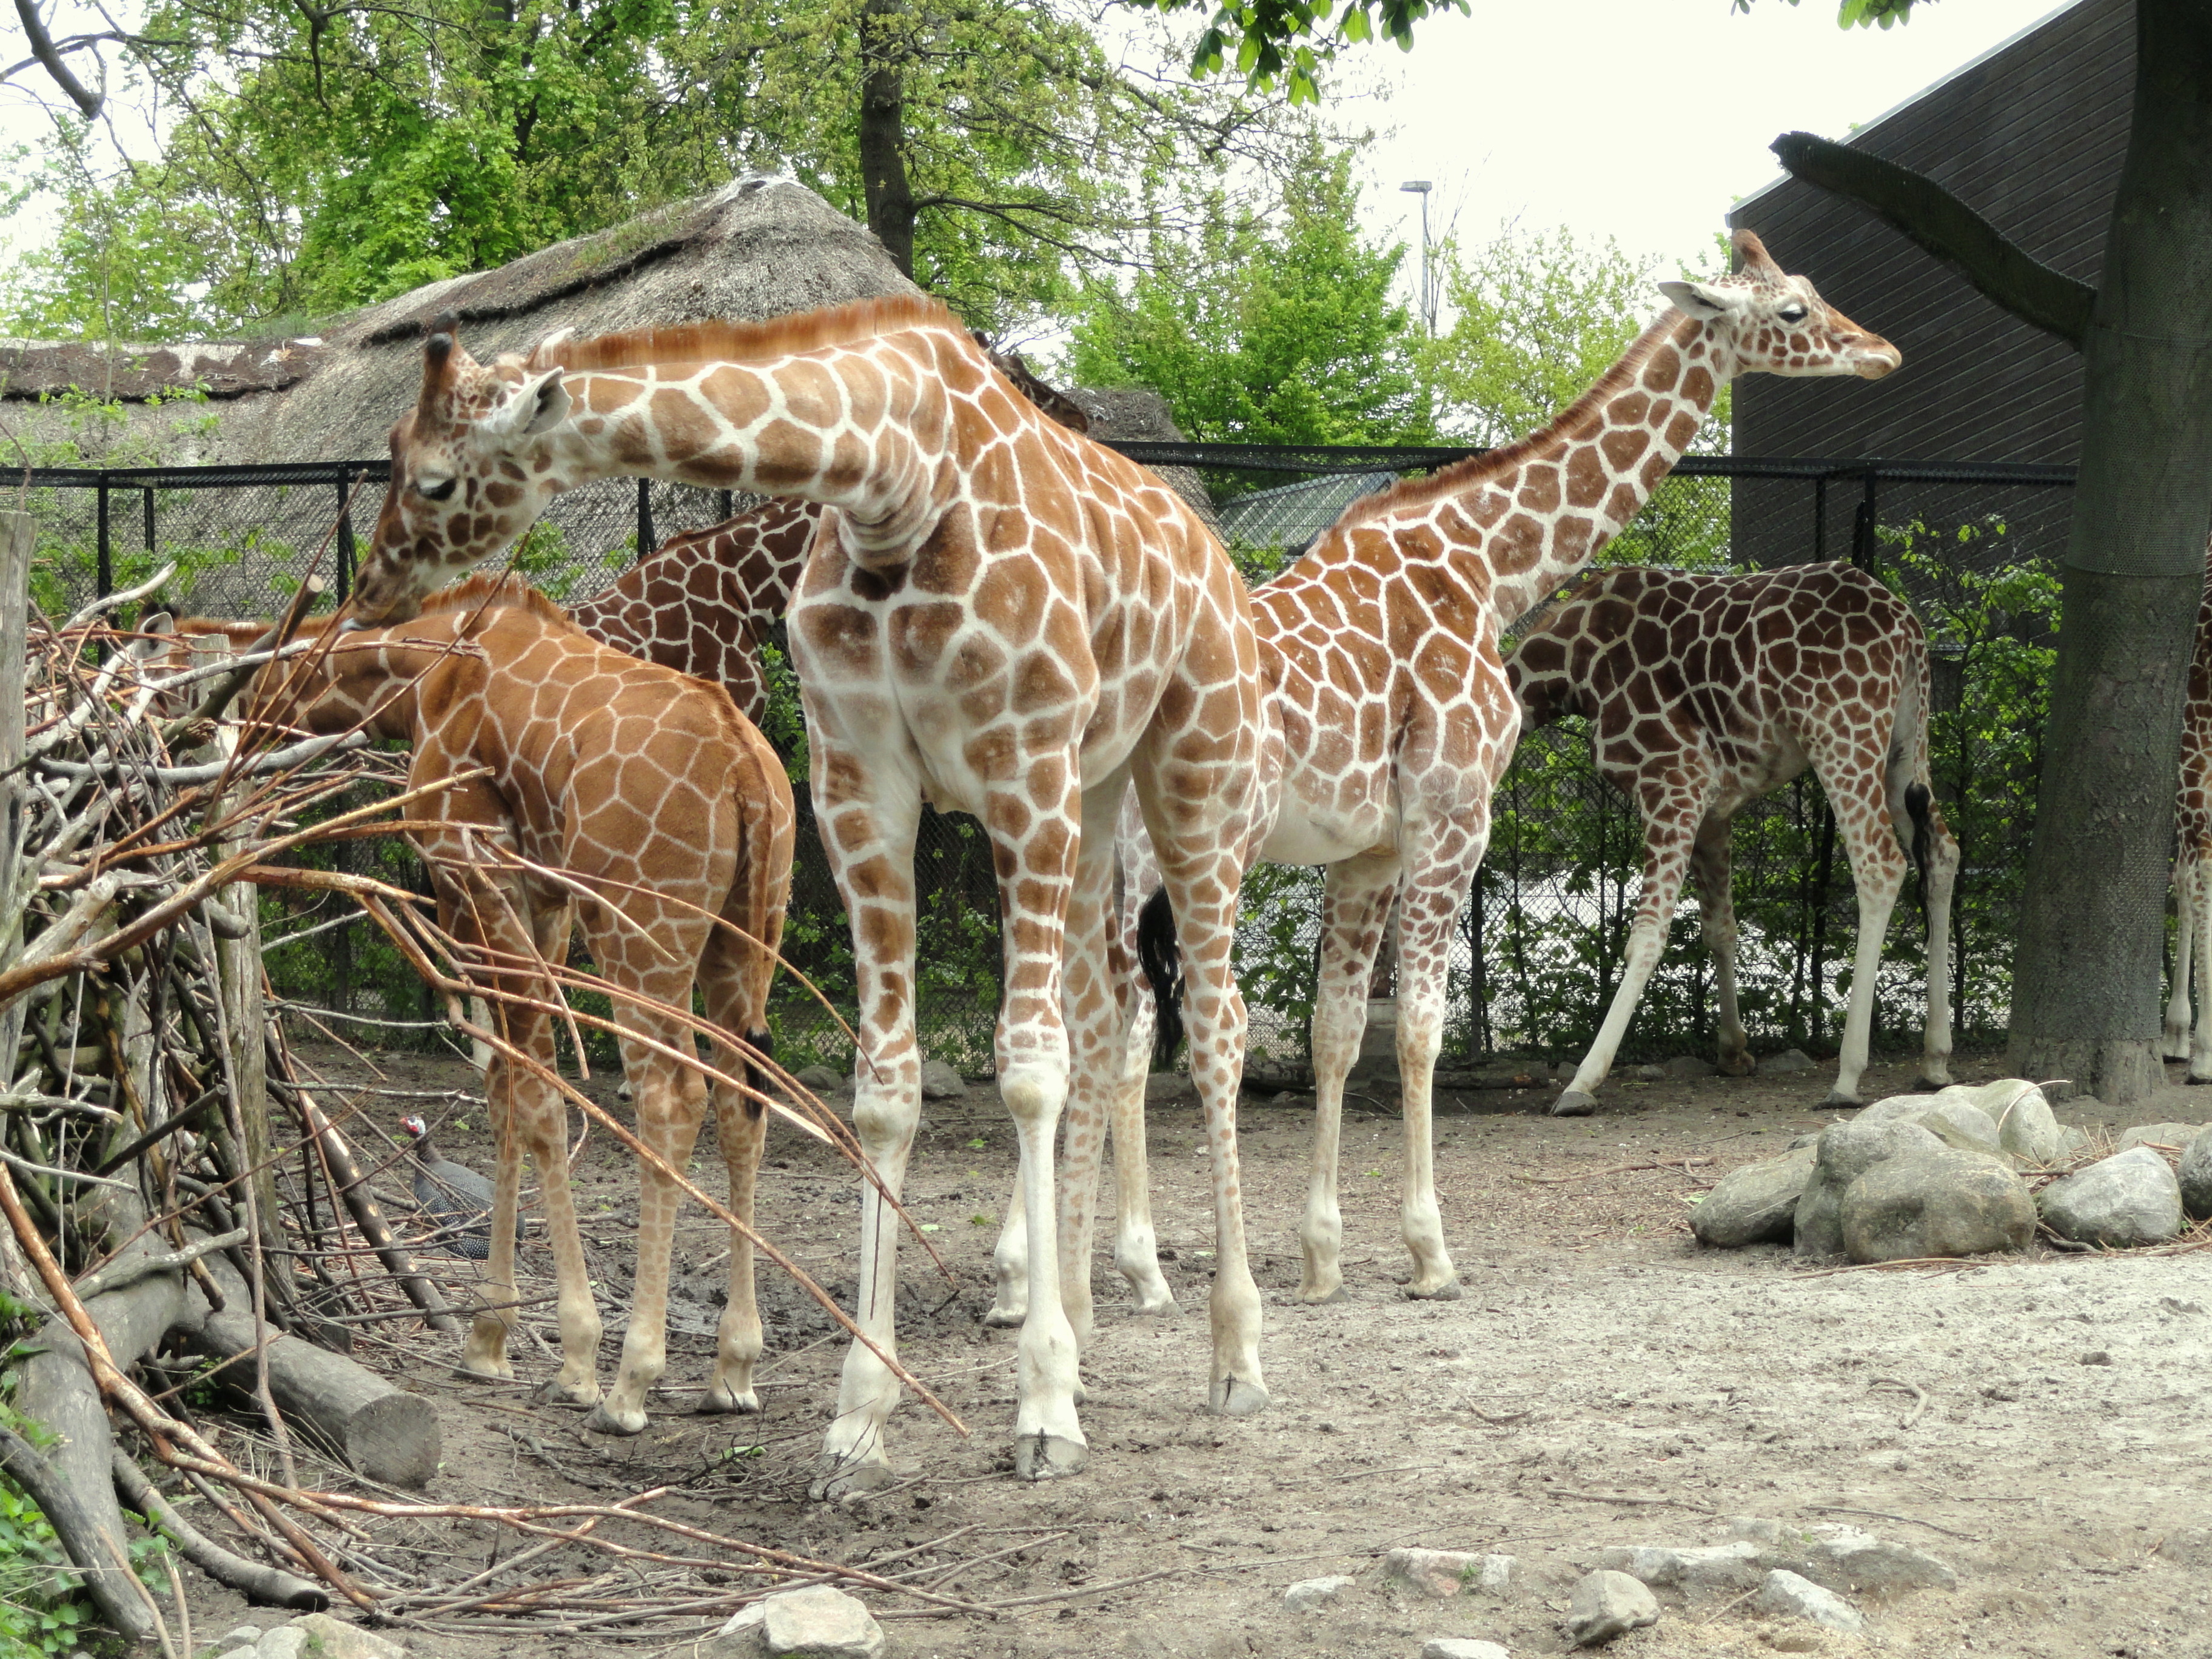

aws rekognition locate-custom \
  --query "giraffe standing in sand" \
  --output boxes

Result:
[2162,540,2212,1079]
[175,578,794,1434]
[347,298,1272,1492]
[1507,561,1959,1114]
[1013,232,1901,1324]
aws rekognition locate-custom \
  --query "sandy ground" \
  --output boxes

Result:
[170,1039,2212,1659]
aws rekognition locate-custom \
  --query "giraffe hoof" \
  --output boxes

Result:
[699,1386,762,1416]
[809,1455,897,1501]
[1717,1055,1756,1079]
[1817,1089,1863,1110]
[1011,1432,1088,1481]
[981,1302,1027,1329]
[455,1356,516,1383]
[1916,1074,1954,1092]
[2188,1073,2212,1087]
[1208,1373,1272,1418]
[1128,1292,1181,1317]
[1407,1278,1464,1302]
[535,1376,600,1409]
[1550,1090,1600,1118]
[584,1400,648,1436]
[1296,1282,1348,1305]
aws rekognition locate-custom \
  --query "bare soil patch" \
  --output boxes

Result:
[178,1042,2212,1659]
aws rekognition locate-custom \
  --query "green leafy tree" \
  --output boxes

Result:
[1064,141,1432,445]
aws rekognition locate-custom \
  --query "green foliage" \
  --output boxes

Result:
[0,1470,89,1659]
[1063,141,1433,449]
[1149,0,1472,104]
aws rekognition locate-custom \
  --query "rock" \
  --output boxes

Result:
[1593,1540,1762,1591]
[1977,1082,2066,1164]
[218,1629,266,1652]
[1693,1148,1816,1248]
[1756,1569,1864,1633]
[278,1616,406,1659]
[1422,1643,1511,1659]
[1633,1064,1666,1082]
[918,1060,968,1100]
[1284,1574,1353,1612]
[2181,1124,2212,1221]
[1386,1547,1510,1597]
[1763,1634,1823,1654]
[1566,1569,1660,1646]
[1760,1048,1815,1074]
[1794,1119,1943,1257]
[1664,1054,1716,1079]
[2117,1121,2205,1154]
[794,1065,843,1092]
[2160,1527,2212,1568]
[1732,1519,1958,1595]
[713,1585,885,1658]
[256,1630,307,1659]
[2038,1146,2185,1247]
[1856,1090,2006,1160]
[1840,1144,2036,1262]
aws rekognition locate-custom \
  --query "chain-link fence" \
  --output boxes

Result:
[16,450,2074,1081]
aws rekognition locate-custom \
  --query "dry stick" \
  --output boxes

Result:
[1869,1375,1929,1429]
[1510,1157,1714,1185]
[1800,1503,1977,1541]
[98,1527,178,1659]
[358,890,966,1435]
[0,1162,374,1609]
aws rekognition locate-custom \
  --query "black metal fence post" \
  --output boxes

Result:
[335,472,357,600]
[637,478,655,560]
[95,476,112,598]
[1851,468,1879,571]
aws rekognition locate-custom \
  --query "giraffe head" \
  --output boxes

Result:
[351,315,572,626]
[1657,230,1900,382]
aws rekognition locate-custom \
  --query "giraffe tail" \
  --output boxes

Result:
[1905,780,1934,934]
[1136,886,1185,1069]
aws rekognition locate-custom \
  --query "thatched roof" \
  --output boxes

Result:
[1,175,919,464]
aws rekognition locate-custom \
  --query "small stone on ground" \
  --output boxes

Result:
[714,1584,885,1658]
[1757,1567,1865,1632]
[1760,1048,1815,1073]
[1386,1546,1507,1598]
[1595,1540,1762,1590]
[1694,1149,1816,1248]
[2038,1145,2184,1247]
[1566,1568,1660,1646]
[1422,1641,1510,1659]
[794,1064,842,1091]
[1283,1574,1353,1612]
[2117,1121,2204,1153]
[919,1059,968,1100]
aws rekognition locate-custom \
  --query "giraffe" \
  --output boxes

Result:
[2162,538,2212,1078]
[566,496,817,725]
[345,297,1273,1492]
[171,577,795,1433]
[1004,230,1902,1321]
[1506,561,1959,1113]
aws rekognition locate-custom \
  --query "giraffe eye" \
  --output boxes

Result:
[1777,303,1809,324]
[417,475,458,502]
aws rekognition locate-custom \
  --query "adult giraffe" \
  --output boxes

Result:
[1507,562,1959,1114]
[1051,231,1900,1316]
[170,578,794,1434]
[347,298,1272,1492]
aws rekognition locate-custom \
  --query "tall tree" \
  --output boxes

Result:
[1064,141,1432,444]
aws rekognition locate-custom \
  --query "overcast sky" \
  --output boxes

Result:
[1350,0,2073,272]
[2,0,2079,300]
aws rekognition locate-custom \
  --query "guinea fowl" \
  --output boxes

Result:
[400,1115,520,1259]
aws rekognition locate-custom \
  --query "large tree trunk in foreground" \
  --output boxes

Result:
[2008,0,2212,1105]
[859,0,917,277]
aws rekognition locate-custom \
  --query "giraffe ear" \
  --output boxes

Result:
[1658,280,1743,320]
[482,367,571,443]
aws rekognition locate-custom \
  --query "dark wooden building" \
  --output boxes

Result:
[1726,0,2128,572]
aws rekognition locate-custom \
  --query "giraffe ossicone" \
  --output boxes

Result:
[1509,561,1959,1114]
[352,298,1273,1493]
[997,228,1904,1324]
[165,577,796,1435]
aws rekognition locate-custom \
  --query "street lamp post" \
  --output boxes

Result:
[1400,179,1434,336]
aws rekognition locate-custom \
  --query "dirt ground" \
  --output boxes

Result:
[181,1039,2212,1659]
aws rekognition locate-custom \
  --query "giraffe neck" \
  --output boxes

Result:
[547,342,957,569]
[1355,312,1728,628]
[249,626,469,740]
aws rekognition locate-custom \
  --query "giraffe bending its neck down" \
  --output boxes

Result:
[1509,562,1959,1114]
[349,298,1273,1493]
[176,578,795,1433]
[992,230,1900,1320]
[2162,539,2212,1078]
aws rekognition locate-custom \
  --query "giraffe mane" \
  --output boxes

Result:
[1329,314,1691,535]
[529,295,967,372]
[415,572,576,629]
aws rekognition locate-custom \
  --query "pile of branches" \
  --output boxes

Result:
[0,521,963,1648]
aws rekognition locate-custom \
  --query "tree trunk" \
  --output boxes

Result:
[2008,0,2212,1106]
[859,0,916,277]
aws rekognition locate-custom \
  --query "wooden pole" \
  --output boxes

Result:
[0,514,36,1306]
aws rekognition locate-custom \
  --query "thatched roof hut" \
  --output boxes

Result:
[2,175,918,466]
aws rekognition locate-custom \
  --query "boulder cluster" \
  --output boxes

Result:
[1692,1078,2210,1261]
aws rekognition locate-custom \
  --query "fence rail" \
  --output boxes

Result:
[13,447,2078,1082]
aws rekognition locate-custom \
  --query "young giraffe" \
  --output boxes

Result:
[2162,538,2212,1078]
[346,298,1272,1492]
[174,578,795,1433]
[1507,561,1959,1113]
[1014,230,1902,1320]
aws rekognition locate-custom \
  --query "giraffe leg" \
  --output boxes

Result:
[812,765,927,1499]
[1689,814,1754,1078]
[1108,980,1176,1315]
[1554,774,1708,1116]
[2166,850,2196,1062]
[1393,853,1480,1301]
[1822,759,1910,1109]
[1054,778,1131,1356]
[592,1026,708,1436]
[985,1181,1028,1327]
[1916,805,1960,1090]
[1300,857,1397,1304]
[2188,850,2212,1083]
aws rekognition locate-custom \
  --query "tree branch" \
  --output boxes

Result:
[1769,131,2094,350]
[11,0,104,118]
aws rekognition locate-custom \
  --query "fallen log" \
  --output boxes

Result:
[171,1252,442,1489]
[109,1448,326,1610]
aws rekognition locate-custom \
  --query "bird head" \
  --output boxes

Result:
[400,1115,429,1144]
